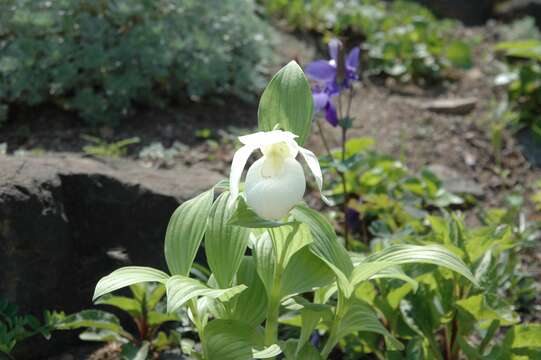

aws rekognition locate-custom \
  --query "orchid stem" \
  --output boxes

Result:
[321,290,348,359]
[316,118,333,159]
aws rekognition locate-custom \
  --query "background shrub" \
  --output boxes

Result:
[0,0,271,125]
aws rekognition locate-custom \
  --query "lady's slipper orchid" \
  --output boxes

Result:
[230,130,324,220]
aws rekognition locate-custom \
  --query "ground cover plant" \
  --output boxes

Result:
[0,0,270,125]
[264,0,472,84]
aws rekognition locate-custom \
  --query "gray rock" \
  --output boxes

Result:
[422,98,477,115]
[0,154,222,359]
[426,164,484,197]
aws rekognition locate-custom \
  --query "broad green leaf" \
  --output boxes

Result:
[495,40,541,61]
[456,294,519,328]
[165,275,246,313]
[291,205,353,294]
[121,341,150,360]
[253,344,282,359]
[253,230,276,295]
[281,247,336,299]
[228,257,268,327]
[357,244,477,286]
[258,61,313,145]
[268,223,313,269]
[282,339,322,360]
[206,191,250,288]
[147,284,166,310]
[93,267,169,301]
[203,319,266,360]
[503,324,541,349]
[338,299,403,351]
[164,188,214,276]
[95,295,141,317]
[54,310,131,339]
[228,196,295,228]
[147,311,180,327]
[369,267,418,292]
[79,329,127,343]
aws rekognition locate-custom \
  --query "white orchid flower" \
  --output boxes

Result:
[230,130,325,220]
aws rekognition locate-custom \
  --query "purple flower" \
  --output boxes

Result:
[306,38,360,94]
[313,87,338,127]
[305,39,360,127]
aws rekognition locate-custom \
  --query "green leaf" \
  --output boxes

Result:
[206,191,250,288]
[165,275,246,313]
[258,61,313,145]
[456,294,519,328]
[93,267,169,301]
[291,205,354,294]
[203,319,266,360]
[338,299,404,351]
[95,295,141,317]
[78,329,127,343]
[253,229,276,295]
[228,257,268,327]
[503,324,541,349]
[281,247,336,299]
[54,310,129,339]
[165,188,214,276]
[228,196,294,228]
[147,311,180,327]
[253,344,282,359]
[446,41,472,69]
[356,244,477,286]
[121,341,150,360]
[268,223,313,269]
[282,339,323,360]
[147,284,166,310]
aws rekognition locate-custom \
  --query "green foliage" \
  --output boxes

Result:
[0,298,55,356]
[57,283,182,358]
[495,40,541,134]
[264,0,472,84]
[0,0,270,125]
[82,135,140,158]
[320,136,464,244]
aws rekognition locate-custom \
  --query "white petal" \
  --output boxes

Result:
[229,144,257,201]
[299,147,331,204]
[245,157,306,220]
[239,130,298,147]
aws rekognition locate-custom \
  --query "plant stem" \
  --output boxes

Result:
[320,291,348,359]
[316,119,333,159]
[264,229,288,347]
[189,299,206,358]
[340,123,349,250]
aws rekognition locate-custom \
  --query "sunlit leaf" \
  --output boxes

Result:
[93,267,169,301]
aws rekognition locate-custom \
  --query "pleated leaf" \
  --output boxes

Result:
[93,266,169,301]
[281,247,336,299]
[206,191,250,288]
[203,319,267,360]
[253,231,276,296]
[253,344,282,359]
[268,223,313,270]
[291,205,354,295]
[228,257,268,326]
[164,188,214,276]
[165,275,246,313]
[354,244,477,287]
[338,299,404,351]
[258,61,313,145]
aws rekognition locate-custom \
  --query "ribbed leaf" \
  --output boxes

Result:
[281,247,336,299]
[203,319,266,360]
[164,188,214,276]
[338,299,403,351]
[93,267,169,301]
[291,205,353,295]
[206,191,250,288]
[95,295,141,316]
[165,275,246,313]
[269,223,312,269]
[253,344,282,359]
[54,310,130,340]
[258,61,313,145]
[228,257,268,327]
[282,340,322,360]
[354,244,477,286]
[253,231,276,295]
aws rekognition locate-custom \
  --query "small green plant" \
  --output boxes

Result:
[264,0,472,84]
[54,283,182,359]
[82,135,140,158]
[0,0,270,125]
[495,40,541,136]
[0,298,55,358]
